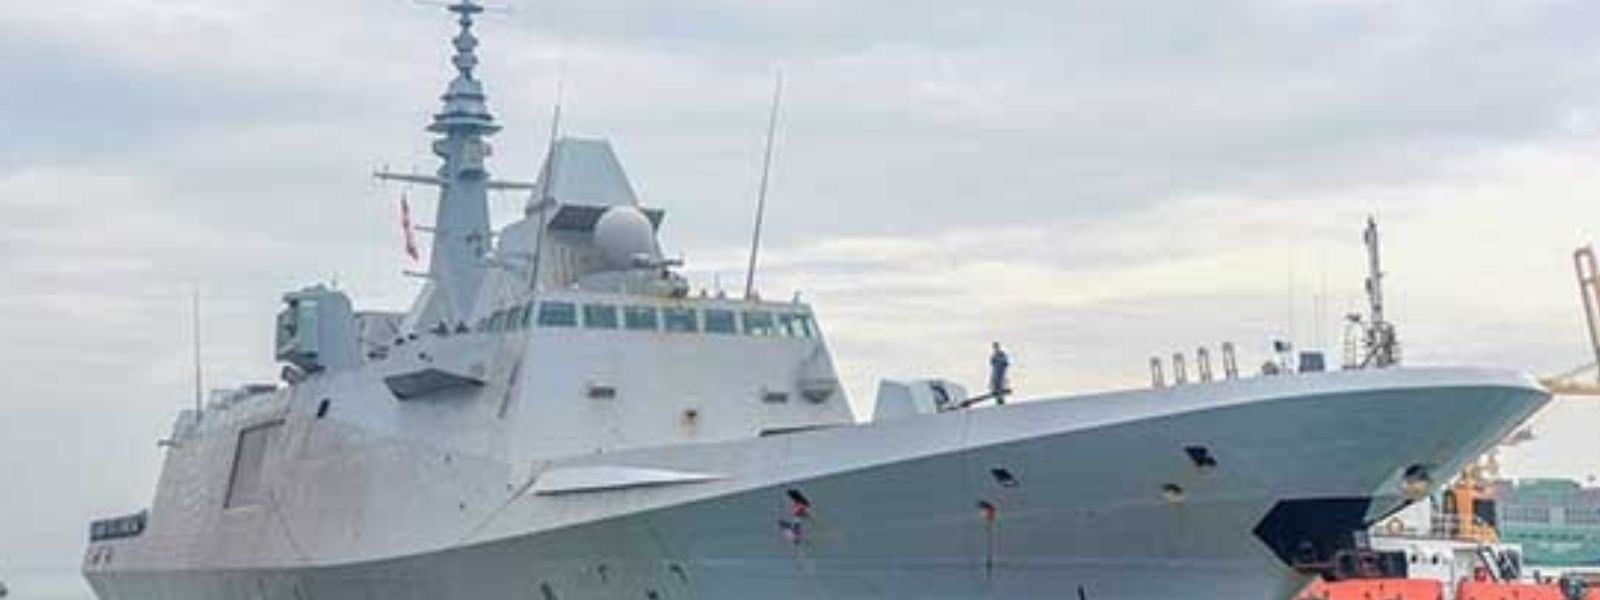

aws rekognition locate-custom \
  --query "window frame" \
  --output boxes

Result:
[582,304,620,329]
[662,307,699,333]
[517,303,535,329]
[623,305,660,331]
[703,309,737,334]
[742,311,777,336]
[778,313,815,338]
[536,301,579,328]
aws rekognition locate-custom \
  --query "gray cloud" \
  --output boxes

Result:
[9,0,1600,243]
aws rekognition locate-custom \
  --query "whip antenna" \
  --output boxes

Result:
[528,69,565,292]
[191,287,204,417]
[540,69,565,206]
[743,71,785,300]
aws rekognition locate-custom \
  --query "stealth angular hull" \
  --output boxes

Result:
[85,368,1547,600]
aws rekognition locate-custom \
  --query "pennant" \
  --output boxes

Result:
[401,193,420,261]
[977,500,997,524]
[786,489,812,518]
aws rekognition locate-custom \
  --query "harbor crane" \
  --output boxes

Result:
[1538,246,1600,396]
[1448,244,1600,546]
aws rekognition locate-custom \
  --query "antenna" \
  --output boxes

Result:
[191,287,204,416]
[412,0,512,16]
[1286,239,1296,348]
[528,71,565,292]
[1315,249,1328,351]
[1364,217,1385,326]
[540,71,565,206]
[743,71,785,300]
[1359,216,1400,367]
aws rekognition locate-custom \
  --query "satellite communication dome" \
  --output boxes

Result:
[593,206,656,269]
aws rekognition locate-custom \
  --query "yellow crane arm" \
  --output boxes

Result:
[1538,378,1600,396]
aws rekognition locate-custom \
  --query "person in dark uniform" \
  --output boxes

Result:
[989,342,1010,405]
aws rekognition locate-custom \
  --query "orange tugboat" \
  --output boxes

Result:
[1297,463,1597,600]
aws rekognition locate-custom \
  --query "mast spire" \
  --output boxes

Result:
[414,0,501,329]
[430,0,498,136]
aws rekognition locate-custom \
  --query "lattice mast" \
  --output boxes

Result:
[1344,217,1401,369]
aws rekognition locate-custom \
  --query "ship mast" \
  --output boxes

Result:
[416,0,501,329]
[1359,216,1400,368]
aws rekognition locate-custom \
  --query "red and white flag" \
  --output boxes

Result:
[401,193,420,261]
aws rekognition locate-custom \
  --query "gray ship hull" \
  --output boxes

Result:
[85,368,1547,600]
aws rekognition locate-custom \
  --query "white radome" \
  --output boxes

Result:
[593,205,655,269]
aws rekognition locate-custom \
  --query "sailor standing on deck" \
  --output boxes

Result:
[989,342,1010,405]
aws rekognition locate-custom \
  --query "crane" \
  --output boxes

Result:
[1431,244,1600,546]
[1539,246,1600,396]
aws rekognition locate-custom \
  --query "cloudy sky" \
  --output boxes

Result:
[4,0,1600,578]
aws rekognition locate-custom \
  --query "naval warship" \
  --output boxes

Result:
[82,3,1550,598]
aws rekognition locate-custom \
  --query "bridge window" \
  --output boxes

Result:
[524,302,820,339]
[778,314,814,338]
[743,311,777,336]
[703,309,737,334]
[624,306,659,331]
[663,307,698,333]
[583,304,619,329]
[537,302,578,327]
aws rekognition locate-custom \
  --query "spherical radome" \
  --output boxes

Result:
[594,206,656,269]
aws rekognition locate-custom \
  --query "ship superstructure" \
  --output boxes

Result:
[81,4,1553,599]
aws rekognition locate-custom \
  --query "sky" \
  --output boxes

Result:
[3,0,1600,577]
